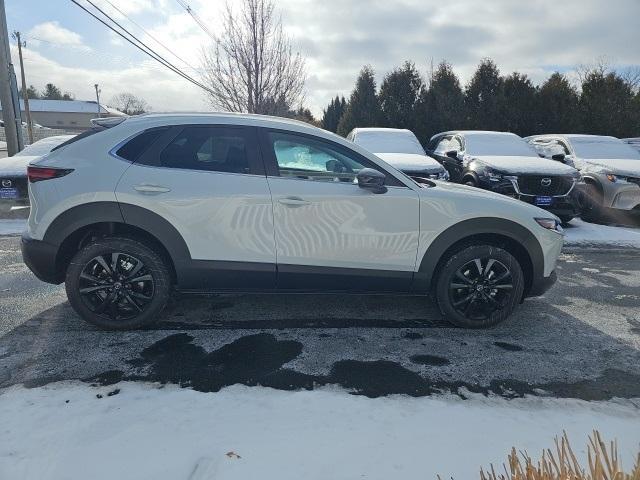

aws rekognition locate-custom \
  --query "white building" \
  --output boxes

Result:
[2,99,126,132]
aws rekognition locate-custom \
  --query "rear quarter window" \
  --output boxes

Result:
[115,127,169,162]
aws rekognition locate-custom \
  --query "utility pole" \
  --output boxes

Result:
[94,83,101,118]
[12,31,32,144]
[0,0,24,155]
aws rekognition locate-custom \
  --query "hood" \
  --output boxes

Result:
[0,155,37,177]
[375,152,444,173]
[419,177,559,221]
[472,155,577,175]
[580,158,640,177]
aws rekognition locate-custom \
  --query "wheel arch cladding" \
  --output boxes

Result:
[416,217,543,295]
[44,202,191,283]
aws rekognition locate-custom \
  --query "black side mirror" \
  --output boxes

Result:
[357,168,387,194]
[551,153,566,162]
[445,150,458,159]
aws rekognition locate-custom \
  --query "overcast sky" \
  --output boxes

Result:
[6,0,640,116]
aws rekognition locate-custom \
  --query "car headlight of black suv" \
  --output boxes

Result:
[477,166,508,182]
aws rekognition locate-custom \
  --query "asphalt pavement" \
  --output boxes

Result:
[1,233,639,400]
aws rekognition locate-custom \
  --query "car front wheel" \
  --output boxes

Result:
[435,245,525,328]
[65,236,171,330]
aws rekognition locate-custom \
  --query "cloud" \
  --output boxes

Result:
[20,0,640,117]
[28,21,88,51]
[13,46,208,112]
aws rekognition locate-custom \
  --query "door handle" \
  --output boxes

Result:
[134,184,171,194]
[278,196,311,207]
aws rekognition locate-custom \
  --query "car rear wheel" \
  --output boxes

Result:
[65,237,171,330]
[435,245,524,328]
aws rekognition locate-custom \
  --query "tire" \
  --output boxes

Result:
[580,183,605,223]
[435,244,525,328]
[463,177,477,187]
[65,236,172,330]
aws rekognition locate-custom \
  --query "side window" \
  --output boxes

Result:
[434,136,452,154]
[159,126,250,174]
[115,127,169,162]
[266,131,401,186]
[554,140,571,155]
[449,136,463,152]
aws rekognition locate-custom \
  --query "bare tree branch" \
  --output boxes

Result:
[200,0,306,114]
[109,93,150,115]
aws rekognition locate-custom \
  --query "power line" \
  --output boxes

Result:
[99,0,199,73]
[79,0,205,86]
[174,0,216,41]
[70,0,212,94]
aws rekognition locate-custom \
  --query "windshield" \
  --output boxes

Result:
[571,137,640,160]
[15,136,74,157]
[465,133,538,157]
[354,130,426,155]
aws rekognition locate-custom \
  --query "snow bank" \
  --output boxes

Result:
[1,382,639,480]
[564,218,640,247]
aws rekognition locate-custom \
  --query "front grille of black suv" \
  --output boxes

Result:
[517,175,574,196]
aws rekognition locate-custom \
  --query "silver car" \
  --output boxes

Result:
[526,134,640,221]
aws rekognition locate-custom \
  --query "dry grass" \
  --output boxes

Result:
[478,431,640,480]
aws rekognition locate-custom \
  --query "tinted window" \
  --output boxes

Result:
[116,128,168,162]
[434,136,452,154]
[159,127,251,173]
[268,132,401,186]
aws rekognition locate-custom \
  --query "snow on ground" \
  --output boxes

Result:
[0,219,25,235]
[563,218,640,247]
[1,382,639,480]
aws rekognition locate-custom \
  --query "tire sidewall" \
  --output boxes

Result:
[65,237,171,330]
[436,245,525,328]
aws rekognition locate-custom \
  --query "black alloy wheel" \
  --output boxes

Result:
[66,237,171,329]
[436,244,524,328]
[78,252,154,320]
[448,258,513,321]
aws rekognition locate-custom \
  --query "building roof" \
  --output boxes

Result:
[17,99,126,116]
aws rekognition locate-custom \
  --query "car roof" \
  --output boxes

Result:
[120,112,347,144]
[429,130,518,142]
[529,134,620,141]
[351,128,413,134]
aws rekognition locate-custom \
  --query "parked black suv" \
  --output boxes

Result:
[427,130,583,223]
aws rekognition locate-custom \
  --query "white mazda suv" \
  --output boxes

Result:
[22,113,563,329]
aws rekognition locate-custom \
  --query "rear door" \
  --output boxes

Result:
[259,129,420,292]
[115,124,276,290]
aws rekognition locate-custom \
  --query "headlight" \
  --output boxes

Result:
[535,217,564,234]
[482,168,503,181]
[606,173,617,182]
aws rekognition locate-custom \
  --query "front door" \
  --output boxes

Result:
[260,129,421,292]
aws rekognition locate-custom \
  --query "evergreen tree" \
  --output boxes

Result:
[500,72,538,136]
[415,61,464,143]
[19,85,40,99]
[378,61,423,130]
[464,59,503,130]
[536,72,581,133]
[321,95,346,133]
[337,66,382,136]
[41,83,64,100]
[580,71,637,138]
